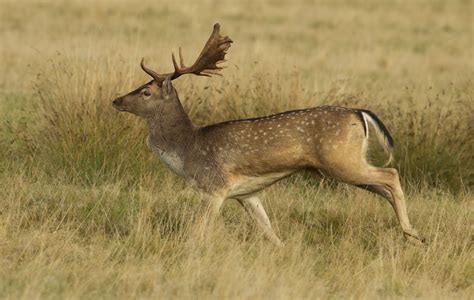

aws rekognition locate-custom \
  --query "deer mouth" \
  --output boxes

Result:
[112,98,127,111]
[113,105,127,112]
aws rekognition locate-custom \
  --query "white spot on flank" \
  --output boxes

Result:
[306,138,311,142]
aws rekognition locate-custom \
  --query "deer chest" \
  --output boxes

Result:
[147,138,186,177]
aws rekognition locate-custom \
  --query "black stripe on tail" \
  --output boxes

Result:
[357,109,395,148]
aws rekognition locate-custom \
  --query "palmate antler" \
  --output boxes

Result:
[141,23,233,86]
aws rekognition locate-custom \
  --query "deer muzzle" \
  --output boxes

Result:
[112,97,126,111]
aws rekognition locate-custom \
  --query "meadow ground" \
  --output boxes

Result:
[0,0,473,298]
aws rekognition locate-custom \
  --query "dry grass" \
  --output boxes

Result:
[0,0,473,299]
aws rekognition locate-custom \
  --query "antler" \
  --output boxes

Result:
[141,23,233,86]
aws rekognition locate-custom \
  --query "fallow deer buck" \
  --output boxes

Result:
[112,24,426,246]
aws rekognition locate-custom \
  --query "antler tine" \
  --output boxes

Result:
[170,23,232,79]
[171,52,179,73]
[171,47,187,72]
[141,58,167,83]
[200,70,222,77]
[140,23,232,86]
[179,47,186,69]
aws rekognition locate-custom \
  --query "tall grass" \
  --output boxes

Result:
[1,171,472,299]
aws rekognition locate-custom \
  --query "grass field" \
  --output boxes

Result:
[1,0,473,298]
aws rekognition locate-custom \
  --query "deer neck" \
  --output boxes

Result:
[146,99,196,157]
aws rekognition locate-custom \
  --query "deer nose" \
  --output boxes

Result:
[112,98,122,106]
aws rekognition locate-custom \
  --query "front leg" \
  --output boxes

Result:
[236,196,284,246]
[191,193,227,244]
[197,193,227,227]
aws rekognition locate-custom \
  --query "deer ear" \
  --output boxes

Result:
[161,77,174,99]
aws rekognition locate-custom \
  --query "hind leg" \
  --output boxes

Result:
[356,182,424,241]
[368,167,426,244]
[356,184,392,199]
[326,164,426,245]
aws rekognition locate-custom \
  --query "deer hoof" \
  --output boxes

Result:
[404,229,428,247]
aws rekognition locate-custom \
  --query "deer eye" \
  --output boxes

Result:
[141,88,151,97]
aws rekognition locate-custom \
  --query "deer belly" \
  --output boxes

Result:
[227,172,291,198]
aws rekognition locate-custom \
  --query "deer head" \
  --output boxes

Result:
[112,23,232,118]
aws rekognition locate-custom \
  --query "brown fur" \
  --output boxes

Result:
[113,80,425,246]
[111,24,426,246]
